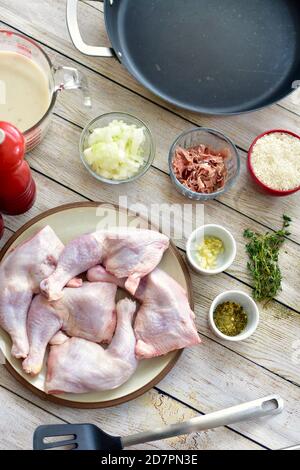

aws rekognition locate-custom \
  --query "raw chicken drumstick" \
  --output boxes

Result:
[40,228,169,301]
[45,298,138,394]
[87,266,201,359]
[0,226,64,359]
[22,281,117,376]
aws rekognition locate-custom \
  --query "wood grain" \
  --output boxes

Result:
[2,188,299,386]
[0,0,299,451]
[24,115,300,312]
[0,0,297,146]
[1,205,300,448]
[190,268,300,386]
[158,339,300,450]
[2,170,86,233]
[0,6,299,244]
[0,228,14,249]
[4,193,299,377]
[0,367,261,450]
[82,0,103,12]
[1,203,190,409]
[0,386,64,450]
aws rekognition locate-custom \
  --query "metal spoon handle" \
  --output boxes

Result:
[121,395,283,448]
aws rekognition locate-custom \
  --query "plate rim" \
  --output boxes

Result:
[0,202,194,409]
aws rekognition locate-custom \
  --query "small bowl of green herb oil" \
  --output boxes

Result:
[209,291,259,342]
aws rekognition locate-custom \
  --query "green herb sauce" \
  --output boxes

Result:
[214,302,248,337]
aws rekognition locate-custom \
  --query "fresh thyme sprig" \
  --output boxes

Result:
[244,215,292,302]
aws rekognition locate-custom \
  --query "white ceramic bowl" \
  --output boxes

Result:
[186,225,237,275]
[209,290,260,342]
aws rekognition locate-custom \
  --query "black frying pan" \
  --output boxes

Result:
[67,0,300,115]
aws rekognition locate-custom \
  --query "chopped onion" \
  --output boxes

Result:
[83,120,146,180]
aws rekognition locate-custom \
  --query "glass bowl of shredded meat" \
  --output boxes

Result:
[169,128,240,201]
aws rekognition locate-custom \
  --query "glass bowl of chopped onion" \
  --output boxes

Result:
[80,113,155,184]
[169,128,240,201]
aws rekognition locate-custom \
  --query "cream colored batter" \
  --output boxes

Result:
[0,51,51,132]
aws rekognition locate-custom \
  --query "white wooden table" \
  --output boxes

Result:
[0,0,299,451]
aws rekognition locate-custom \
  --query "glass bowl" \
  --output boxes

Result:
[79,112,155,185]
[168,128,240,201]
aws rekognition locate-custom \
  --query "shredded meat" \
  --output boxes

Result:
[172,144,228,194]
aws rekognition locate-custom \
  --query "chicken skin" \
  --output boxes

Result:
[22,282,117,376]
[45,298,138,394]
[133,269,201,359]
[40,228,169,301]
[0,226,64,359]
[87,266,201,359]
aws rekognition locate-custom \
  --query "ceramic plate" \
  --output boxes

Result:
[0,203,193,408]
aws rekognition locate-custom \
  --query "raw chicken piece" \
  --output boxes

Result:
[134,270,200,359]
[40,228,169,300]
[87,266,201,359]
[101,229,169,295]
[87,265,126,288]
[45,298,138,394]
[0,226,64,359]
[22,282,117,376]
[40,233,103,301]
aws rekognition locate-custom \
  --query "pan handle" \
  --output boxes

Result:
[66,0,114,57]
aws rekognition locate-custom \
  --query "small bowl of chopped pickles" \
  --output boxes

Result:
[209,291,260,342]
[186,224,237,275]
[80,113,155,184]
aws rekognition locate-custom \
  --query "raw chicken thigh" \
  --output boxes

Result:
[40,228,169,300]
[45,298,138,394]
[0,226,64,359]
[22,281,117,375]
[101,229,169,295]
[134,269,201,359]
[0,220,197,395]
[87,266,200,359]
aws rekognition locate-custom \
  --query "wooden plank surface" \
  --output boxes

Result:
[0,367,262,451]
[0,386,64,451]
[0,1,299,244]
[2,173,299,385]
[0,0,299,451]
[26,115,300,312]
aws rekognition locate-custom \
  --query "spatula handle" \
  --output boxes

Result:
[121,395,283,448]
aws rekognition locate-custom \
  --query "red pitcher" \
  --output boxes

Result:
[0,122,36,215]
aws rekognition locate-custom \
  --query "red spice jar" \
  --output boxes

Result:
[0,122,36,215]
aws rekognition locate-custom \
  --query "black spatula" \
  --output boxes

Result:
[33,395,283,450]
